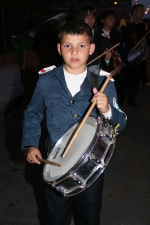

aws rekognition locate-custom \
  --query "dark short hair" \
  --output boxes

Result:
[58,19,93,43]
[100,10,116,21]
[131,4,144,15]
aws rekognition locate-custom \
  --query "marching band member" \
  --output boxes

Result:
[121,4,150,106]
[99,10,128,106]
[77,4,112,74]
[22,19,126,225]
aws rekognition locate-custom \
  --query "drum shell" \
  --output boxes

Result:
[128,42,149,66]
[43,117,115,196]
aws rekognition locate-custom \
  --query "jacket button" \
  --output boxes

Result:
[72,114,78,119]
[71,99,76,104]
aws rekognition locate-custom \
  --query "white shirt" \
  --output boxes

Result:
[64,67,112,119]
[64,67,87,96]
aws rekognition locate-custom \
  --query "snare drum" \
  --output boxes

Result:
[43,117,116,197]
[128,42,149,66]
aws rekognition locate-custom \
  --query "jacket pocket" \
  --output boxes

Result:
[45,97,63,125]
[45,97,62,108]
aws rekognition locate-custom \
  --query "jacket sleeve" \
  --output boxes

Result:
[104,80,127,133]
[22,78,45,149]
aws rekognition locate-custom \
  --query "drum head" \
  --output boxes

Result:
[128,43,142,62]
[43,117,99,182]
[128,42,149,64]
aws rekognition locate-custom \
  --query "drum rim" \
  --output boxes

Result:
[128,42,149,63]
[43,117,102,183]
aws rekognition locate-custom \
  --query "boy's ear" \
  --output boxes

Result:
[101,19,105,24]
[57,43,61,55]
[89,43,95,55]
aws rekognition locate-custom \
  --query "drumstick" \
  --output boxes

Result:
[62,43,122,158]
[87,43,120,66]
[62,75,112,157]
[130,30,150,52]
[36,156,61,167]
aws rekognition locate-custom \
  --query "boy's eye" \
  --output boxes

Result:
[80,44,85,48]
[64,44,70,48]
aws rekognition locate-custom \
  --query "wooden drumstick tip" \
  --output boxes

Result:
[62,150,67,158]
[62,153,65,158]
[36,156,61,167]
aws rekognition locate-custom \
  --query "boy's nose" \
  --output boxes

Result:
[71,47,78,54]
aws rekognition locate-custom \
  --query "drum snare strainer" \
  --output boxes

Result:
[43,116,116,197]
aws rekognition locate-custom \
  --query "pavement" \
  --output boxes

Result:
[0,61,150,225]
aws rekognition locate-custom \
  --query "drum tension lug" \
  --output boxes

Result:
[69,172,76,180]
[51,181,56,187]
[69,172,86,187]
[89,153,96,160]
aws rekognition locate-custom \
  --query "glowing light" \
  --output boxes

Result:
[134,0,138,4]
[144,3,150,15]
[114,1,117,5]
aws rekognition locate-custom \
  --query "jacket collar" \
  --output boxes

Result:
[55,65,92,97]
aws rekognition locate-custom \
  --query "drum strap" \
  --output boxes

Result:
[90,72,98,89]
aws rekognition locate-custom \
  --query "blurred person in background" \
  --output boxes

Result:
[120,4,150,106]
[77,4,112,75]
[98,10,128,106]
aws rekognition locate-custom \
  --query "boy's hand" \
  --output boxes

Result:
[26,147,42,164]
[92,87,109,113]
[105,48,112,60]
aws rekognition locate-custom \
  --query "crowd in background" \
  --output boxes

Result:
[26,3,150,107]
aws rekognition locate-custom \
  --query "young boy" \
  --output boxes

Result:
[99,10,128,106]
[22,19,126,225]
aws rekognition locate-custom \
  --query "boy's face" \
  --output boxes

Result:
[133,7,144,19]
[102,15,115,29]
[57,33,95,74]
[84,11,96,29]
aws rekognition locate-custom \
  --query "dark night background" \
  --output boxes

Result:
[0,0,132,55]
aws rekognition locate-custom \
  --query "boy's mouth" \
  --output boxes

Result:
[71,58,79,62]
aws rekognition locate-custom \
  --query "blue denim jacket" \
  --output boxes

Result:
[22,65,126,149]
